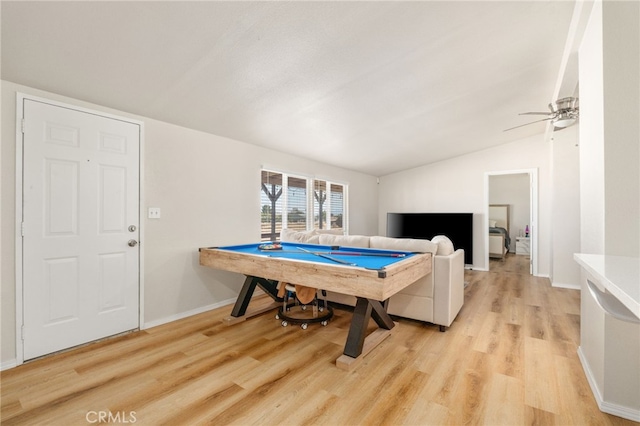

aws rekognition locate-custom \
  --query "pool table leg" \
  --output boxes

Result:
[225,276,282,325]
[338,297,396,370]
[230,276,259,317]
[370,298,395,330]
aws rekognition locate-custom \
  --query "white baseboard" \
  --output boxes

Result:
[578,346,640,422]
[578,346,604,403]
[1,359,18,371]
[142,297,237,330]
[142,289,267,330]
[552,281,580,290]
[600,400,640,422]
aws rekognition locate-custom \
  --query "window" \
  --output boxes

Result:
[313,180,345,232]
[261,169,347,241]
[330,183,345,231]
[287,176,308,232]
[313,180,327,230]
[260,171,283,241]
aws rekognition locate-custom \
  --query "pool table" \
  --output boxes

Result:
[199,242,432,369]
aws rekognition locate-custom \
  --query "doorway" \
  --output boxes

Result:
[484,169,538,275]
[16,94,143,362]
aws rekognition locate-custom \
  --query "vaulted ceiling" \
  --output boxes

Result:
[1,1,578,176]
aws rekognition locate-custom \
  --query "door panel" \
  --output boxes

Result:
[98,252,127,312]
[22,99,140,360]
[99,165,127,232]
[45,159,79,235]
[44,256,79,323]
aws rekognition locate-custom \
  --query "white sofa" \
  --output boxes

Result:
[280,229,465,331]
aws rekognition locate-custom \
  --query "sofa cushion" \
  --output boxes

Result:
[318,234,370,248]
[313,229,344,235]
[280,228,320,244]
[431,235,455,255]
[369,236,438,255]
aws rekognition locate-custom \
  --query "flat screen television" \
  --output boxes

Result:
[386,212,473,265]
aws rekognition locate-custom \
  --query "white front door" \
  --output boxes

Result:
[22,99,140,360]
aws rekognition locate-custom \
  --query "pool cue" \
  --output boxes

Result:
[326,251,406,258]
[295,247,356,266]
[259,249,406,258]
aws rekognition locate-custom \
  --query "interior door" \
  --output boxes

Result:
[22,99,140,360]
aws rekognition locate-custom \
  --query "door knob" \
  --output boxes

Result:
[128,239,138,247]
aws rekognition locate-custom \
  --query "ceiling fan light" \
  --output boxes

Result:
[554,117,576,128]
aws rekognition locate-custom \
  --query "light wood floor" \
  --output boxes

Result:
[2,255,638,425]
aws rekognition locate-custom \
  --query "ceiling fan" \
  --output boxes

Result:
[504,97,579,131]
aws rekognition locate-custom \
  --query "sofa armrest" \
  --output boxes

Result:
[432,249,465,327]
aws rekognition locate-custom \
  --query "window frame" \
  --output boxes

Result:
[260,168,348,241]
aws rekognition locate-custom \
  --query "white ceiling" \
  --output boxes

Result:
[1,1,577,176]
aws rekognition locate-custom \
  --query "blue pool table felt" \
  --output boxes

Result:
[216,242,416,271]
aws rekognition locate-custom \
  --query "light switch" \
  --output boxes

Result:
[148,207,161,219]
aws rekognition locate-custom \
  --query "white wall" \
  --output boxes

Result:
[578,0,639,257]
[578,1,605,255]
[378,134,553,274]
[602,0,639,257]
[1,81,379,366]
[489,173,530,250]
[550,125,581,288]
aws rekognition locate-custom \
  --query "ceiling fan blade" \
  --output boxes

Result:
[503,117,554,132]
[519,112,552,116]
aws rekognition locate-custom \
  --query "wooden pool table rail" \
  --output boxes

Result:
[199,247,431,301]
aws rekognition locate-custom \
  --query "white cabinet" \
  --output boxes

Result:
[515,237,530,255]
[574,254,640,422]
